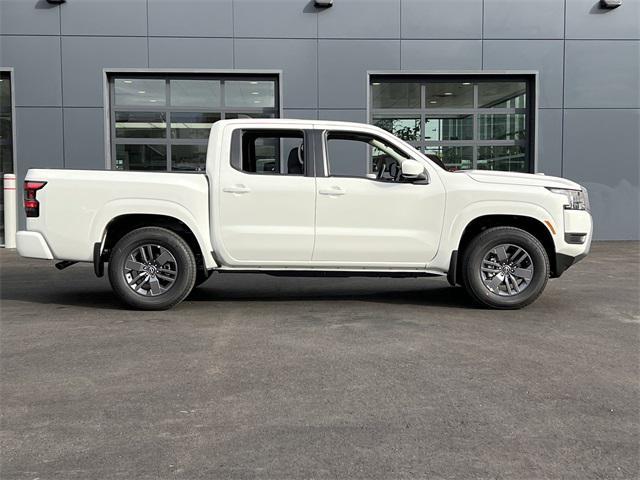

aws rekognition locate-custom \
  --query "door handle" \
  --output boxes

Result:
[223,184,251,194]
[318,186,346,196]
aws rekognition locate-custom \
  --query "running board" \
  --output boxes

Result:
[214,269,444,278]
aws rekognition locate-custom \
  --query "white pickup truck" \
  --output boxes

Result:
[17,119,592,310]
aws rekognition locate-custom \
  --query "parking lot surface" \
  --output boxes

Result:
[1,242,639,479]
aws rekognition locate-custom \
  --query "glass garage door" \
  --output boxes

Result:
[0,72,14,246]
[369,75,534,172]
[109,74,279,172]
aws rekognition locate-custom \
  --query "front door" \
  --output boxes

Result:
[313,130,445,267]
[217,126,316,265]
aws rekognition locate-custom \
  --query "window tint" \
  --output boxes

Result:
[233,129,305,175]
[325,131,410,181]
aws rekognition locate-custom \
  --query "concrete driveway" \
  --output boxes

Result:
[1,242,638,479]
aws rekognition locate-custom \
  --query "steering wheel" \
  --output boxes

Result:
[388,162,401,182]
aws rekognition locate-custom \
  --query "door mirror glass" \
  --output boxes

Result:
[401,159,425,180]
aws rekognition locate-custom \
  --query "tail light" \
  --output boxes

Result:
[24,181,47,217]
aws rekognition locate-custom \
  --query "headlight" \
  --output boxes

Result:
[547,187,590,211]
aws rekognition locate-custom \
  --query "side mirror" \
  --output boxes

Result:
[401,159,426,181]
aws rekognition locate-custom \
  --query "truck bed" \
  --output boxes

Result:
[22,169,211,263]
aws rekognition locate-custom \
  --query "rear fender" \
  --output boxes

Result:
[90,199,217,269]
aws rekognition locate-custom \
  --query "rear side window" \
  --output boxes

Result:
[231,129,305,175]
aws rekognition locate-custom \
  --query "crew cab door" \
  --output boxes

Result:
[312,129,445,267]
[216,125,315,265]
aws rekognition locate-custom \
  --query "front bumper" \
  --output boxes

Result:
[552,210,593,277]
[554,252,587,277]
[16,231,54,260]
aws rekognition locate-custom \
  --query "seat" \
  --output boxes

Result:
[287,146,304,175]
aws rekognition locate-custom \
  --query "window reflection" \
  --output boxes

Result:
[477,145,526,172]
[115,144,167,171]
[114,79,165,106]
[225,81,275,108]
[373,116,420,142]
[426,83,473,109]
[372,82,420,109]
[170,112,220,139]
[425,115,473,141]
[170,80,220,107]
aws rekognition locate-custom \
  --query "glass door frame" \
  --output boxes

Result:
[366,71,539,173]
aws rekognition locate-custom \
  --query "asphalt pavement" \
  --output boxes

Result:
[1,242,638,479]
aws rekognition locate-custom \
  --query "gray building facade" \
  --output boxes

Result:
[1,0,638,240]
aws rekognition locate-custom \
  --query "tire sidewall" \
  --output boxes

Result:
[108,228,196,310]
[464,228,549,309]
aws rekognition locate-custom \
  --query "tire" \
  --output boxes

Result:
[461,226,549,309]
[108,227,196,310]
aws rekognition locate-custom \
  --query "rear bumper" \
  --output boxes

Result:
[16,231,54,260]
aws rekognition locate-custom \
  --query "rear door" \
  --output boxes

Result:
[217,125,316,265]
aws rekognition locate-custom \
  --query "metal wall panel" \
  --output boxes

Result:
[149,38,234,69]
[483,0,565,39]
[283,109,319,120]
[564,40,640,108]
[147,0,233,37]
[63,108,105,170]
[566,0,640,39]
[318,110,367,123]
[401,0,482,39]
[234,0,318,38]
[61,36,148,107]
[0,0,60,35]
[0,36,62,107]
[235,39,317,109]
[483,40,564,108]
[318,0,400,39]
[318,40,400,109]
[401,40,482,70]
[537,109,563,177]
[563,108,640,240]
[61,0,147,36]
[14,107,64,229]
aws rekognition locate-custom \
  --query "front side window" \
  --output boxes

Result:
[325,131,411,182]
[232,129,305,176]
[370,76,533,172]
[110,75,279,172]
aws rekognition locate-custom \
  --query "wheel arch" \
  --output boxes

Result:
[455,214,558,282]
[100,213,213,276]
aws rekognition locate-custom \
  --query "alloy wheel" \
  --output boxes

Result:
[480,243,534,296]
[123,244,178,296]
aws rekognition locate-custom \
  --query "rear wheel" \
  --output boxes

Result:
[108,227,196,310]
[461,226,549,309]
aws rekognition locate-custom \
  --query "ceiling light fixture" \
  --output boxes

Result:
[462,82,471,86]
[443,92,453,96]
[137,90,146,94]
[314,0,333,7]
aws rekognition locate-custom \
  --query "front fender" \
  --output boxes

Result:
[429,200,560,272]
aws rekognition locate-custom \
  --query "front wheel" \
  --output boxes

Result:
[108,227,196,310]
[461,226,550,309]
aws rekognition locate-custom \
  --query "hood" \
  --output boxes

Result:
[461,170,582,190]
